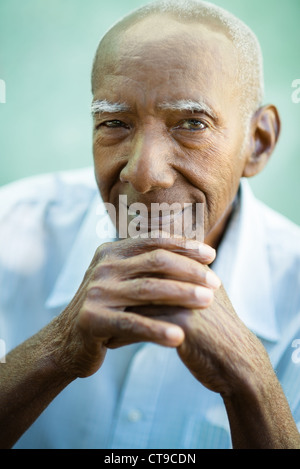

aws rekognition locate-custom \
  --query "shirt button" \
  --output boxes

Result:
[127,409,142,422]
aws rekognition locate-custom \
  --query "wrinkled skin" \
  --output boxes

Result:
[3,14,298,451]
[87,16,279,392]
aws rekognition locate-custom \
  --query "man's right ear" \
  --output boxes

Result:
[242,105,281,178]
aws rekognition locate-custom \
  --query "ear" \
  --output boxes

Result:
[242,105,281,178]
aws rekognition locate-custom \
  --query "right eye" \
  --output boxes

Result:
[98,120,130,129]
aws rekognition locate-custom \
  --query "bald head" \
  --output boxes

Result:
[91,0,264,125]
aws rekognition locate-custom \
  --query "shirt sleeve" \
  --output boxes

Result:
[0,168,96,352]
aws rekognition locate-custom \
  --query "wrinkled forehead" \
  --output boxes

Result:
[93,14,238,90]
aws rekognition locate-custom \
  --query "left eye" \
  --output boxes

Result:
[176,119,206,131]
[101,120,129,128]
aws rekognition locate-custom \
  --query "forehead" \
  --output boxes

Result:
[93,15,239,109]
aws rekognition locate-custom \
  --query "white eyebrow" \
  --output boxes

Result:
[91,99,130,115]
[158,99,218,121]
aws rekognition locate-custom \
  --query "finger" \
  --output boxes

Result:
[116,306,193,348]
[102,234,216,265]
[125,305,187,316]
[113,249,221,289]
[91,277,214,309]
[78,306,185,348]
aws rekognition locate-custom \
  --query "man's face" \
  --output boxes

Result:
[92,16,250,247]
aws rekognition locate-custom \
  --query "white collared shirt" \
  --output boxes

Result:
[1,168,300,449]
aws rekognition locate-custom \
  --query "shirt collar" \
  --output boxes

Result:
[46,180,280,342]
[213,178,279,342]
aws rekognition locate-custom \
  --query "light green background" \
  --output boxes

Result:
[0,0,299,223]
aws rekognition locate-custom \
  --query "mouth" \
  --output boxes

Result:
[116,198,204,241]
[128,206,185,228]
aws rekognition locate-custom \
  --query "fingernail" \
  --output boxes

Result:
[165,326,184,342]
[195,286,214,305]
[206,271,221,289]
[198,244,216,260]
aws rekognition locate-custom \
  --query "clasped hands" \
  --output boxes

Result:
[62,234,267,396]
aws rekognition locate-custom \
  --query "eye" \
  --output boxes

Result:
[98,120,129,129]
[176,119,207,131]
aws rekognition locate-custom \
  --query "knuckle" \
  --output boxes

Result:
[147,249,168,269]
[93,261,113,280]
[95,242,112,261]
[85,280,110,303]
[86,283,102,301]
[134,278,154,298]
[115,315,135,333]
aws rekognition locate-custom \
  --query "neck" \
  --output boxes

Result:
[205,194,240,251]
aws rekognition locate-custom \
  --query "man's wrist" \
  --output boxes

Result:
[222,365,300,449]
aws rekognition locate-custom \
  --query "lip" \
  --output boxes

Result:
[127,206,185,226]
[116,200,203,240]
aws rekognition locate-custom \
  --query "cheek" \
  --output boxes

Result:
[93,143,123,203]
[183,136,240,192]
[181,135,244,221]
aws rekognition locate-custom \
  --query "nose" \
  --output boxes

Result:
[119,128,176,193]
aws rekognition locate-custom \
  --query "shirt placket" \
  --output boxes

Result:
[108,344,171,449]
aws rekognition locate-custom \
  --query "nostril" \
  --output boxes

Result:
[119,167,129,183]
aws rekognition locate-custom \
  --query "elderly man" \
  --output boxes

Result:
[1,0,300,449]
